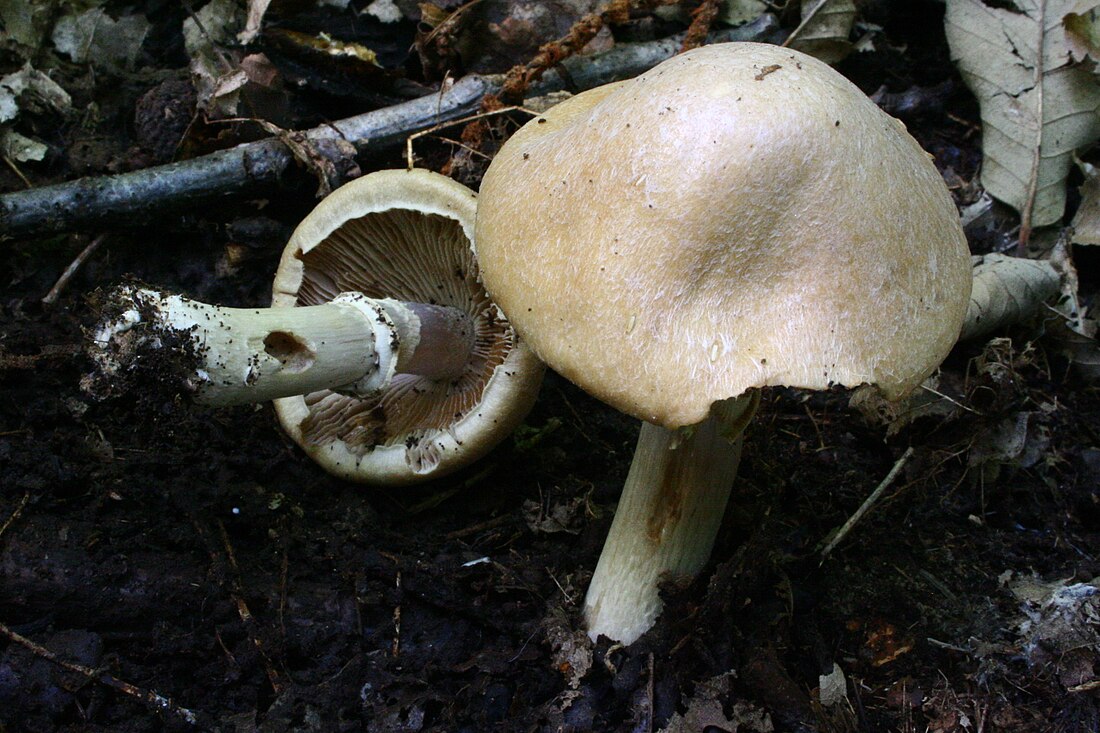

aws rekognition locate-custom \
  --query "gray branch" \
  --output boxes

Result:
[0,16,777,240]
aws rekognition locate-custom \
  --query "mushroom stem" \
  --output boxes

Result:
[582,391,760,644]
[90,285,475,406]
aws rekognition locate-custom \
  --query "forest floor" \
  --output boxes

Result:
[2,1,1100,731]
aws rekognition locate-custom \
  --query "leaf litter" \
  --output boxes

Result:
[1,2,1100,731]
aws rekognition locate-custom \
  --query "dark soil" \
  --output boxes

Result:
[2,2,1100,732]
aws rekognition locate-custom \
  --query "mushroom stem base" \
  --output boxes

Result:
[88,286,478,406]
[582,391,759,644]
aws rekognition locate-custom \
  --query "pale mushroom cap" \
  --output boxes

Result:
[475,42,971,428]
[272,168,544,484]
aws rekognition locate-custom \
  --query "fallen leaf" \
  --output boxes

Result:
[52,7,151,70]
[961,253,1062,341]
[969,411,1050,476]
[365,0,404,22]
[202,52,283,119]
[0,64,71,124]
[1014,576,1100,690]
[719,0,767,25]
[1072,159,1100,244]
[238,0,272,45]
[543,609,591,688]
[945,0,1100,229]
[522,493,589,534]
[817,663,848,707]
[0,128,47,162]
[660,672,774,733]
[183,0,245,59]
[1066,3,1100,62]
[789,0,857,64]
[0,0,55,51]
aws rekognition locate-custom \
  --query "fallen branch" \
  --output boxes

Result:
[0,75,490,240]
[0,619,208,726]
[0,16,777,240]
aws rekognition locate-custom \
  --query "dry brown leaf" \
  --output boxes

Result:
[945,0,1100,230]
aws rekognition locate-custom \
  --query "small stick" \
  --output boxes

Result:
[781,0,831,48]
[820,447,914,558]
[405,106,536,170]
[0,493,29,542]
[3,155,32,188]
[419,0,484,49]
[42,233,108,306]
[216,521,285,694]
[646,652,655,733]
[392,571,402,658]
[0,619,205,726]
[278,530,289,642]
[444,513,512,540]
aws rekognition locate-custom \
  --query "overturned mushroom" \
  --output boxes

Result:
[90,168,544,484]
[475,43,972,643]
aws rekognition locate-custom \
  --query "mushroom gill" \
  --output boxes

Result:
[293,209,515,473]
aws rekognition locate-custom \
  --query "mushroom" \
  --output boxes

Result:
[91,168,544,484]
[474,42,972,643]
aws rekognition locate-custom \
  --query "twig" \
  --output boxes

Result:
[920,383,981,415]
[3,155,32,188]
[0,344,81,369]
[0,15,777,240]
[405,106,537,170]
[421,0,483,48]
[1018,0,1046,254]
[278,529,289,643]
[0,493,29,542]
[392,571,402,658]
[820,447,915,558]
[0,619,206,726]
[42,233,108,306]
[926,637,971,654]
[215,520,285,695]
[444,513,512,541]
[781,0,830,48]
[647,652,655,733]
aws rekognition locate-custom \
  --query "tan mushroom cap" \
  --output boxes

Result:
[475,42,971,428]
[272,168,544,484]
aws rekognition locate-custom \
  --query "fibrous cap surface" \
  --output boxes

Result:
[475,42,971,428]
